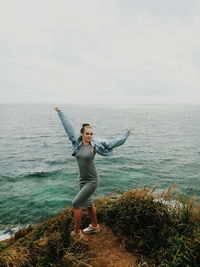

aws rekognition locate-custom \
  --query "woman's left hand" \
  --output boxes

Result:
[128,129,134,134]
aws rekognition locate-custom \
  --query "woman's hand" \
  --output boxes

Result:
[128,128,134,134]
[54,107,61,111]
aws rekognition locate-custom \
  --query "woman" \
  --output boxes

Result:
[54,106,132,238]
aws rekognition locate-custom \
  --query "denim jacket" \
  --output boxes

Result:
[56,110,130,156]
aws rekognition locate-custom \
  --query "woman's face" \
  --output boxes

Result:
[82,127,94,142]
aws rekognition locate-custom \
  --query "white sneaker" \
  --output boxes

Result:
[70,230,84,239]
[82,224,100,234]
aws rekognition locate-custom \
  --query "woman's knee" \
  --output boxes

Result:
[72,198,80,208]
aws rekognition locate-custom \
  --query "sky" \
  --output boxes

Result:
[0,0,200,104]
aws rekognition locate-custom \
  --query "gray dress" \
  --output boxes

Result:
[72,143,99,208]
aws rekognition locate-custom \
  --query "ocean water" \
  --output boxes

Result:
[0,103,200,240]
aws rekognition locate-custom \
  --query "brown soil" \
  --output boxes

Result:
[82,223,137,267]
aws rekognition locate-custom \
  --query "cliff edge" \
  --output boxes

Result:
[0,185,199,266]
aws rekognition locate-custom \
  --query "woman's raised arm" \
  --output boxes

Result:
[99,129,133,150]
[54,107,77,144]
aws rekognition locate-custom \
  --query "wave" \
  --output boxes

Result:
[44,159,68,165]
[25,170,59,178]
[0,223,29,241]
[0,170,63,182]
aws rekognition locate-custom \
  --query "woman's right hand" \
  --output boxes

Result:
[54,107,61,111]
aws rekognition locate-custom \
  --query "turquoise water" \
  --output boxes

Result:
[0,103,200,239]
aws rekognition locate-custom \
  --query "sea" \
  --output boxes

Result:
[0,103,200,241]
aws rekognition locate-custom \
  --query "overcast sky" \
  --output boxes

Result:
[0,0,200,104]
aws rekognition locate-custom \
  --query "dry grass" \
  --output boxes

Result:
[0,185,200,267]
[0,246,30,267]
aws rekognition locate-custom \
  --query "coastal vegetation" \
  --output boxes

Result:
[0,185,199,266]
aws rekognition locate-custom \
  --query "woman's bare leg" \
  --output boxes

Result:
[73,208,83,233]
[87,205,98,227]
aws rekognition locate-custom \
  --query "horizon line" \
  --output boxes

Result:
[0,102,200,105]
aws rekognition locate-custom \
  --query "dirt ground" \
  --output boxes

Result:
[82,223,137,267]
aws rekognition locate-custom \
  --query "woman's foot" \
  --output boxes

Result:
[70,230,84,239]
[82,224,100,234]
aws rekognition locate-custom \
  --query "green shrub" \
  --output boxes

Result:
[95,186,200,266]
